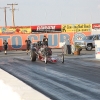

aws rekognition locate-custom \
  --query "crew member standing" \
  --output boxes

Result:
[43,35,48,46]
[25,38,31,55]
[3,40,8,55]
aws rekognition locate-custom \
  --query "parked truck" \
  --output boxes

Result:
[75,34,100,51]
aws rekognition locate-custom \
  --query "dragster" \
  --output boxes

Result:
[30,41,64,64]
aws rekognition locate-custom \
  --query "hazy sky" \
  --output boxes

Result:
[0,0,100,26]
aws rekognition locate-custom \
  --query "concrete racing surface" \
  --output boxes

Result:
[0,49,100,100]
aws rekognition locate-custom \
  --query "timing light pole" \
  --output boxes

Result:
[7,3,18,26]
[0,7,10,27]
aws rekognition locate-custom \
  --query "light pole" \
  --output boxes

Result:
[73,15,77,44]
[0,7,10,27]
[7,3,18,26]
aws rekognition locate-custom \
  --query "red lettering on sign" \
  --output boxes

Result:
[37,26,55,31]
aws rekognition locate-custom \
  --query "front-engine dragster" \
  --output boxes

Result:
[30,41,64,64]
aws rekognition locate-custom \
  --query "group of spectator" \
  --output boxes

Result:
[25,35,48,54]
[2,35,48,55]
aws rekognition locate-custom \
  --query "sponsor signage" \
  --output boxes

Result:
[62,24,91,32]
[0,26,31,34]
[0,32,91,50]
[31,25,61,33]
[95,40,100,59]
[92,23,100,29]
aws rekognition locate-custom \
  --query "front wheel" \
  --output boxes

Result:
[86,44,92,51]
[62,53,64,63]
[44,55,47,64]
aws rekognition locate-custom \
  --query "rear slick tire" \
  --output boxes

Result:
[30,51,36,61]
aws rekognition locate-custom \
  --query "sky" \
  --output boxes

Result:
[0,0,100,26]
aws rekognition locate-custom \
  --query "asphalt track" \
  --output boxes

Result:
[0,49,100,100]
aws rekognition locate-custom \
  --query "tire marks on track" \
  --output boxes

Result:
[0,57,100,100]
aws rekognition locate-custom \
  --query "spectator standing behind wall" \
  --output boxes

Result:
[25,38,31,55]
[71,43,75,55]
[3,40,8,55]
[63,36,71,54]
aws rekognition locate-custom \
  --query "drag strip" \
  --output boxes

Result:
[0,54,100,100]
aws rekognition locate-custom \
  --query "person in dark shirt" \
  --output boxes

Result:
[3,40,8,55]
[43,35,48,46]
[25,38,31,54]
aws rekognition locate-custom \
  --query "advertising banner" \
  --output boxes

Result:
[95,40,100,59]
[31,25,61,33]
[0,26,31,34]
[92,23,100,29]
[62,24,91,32]
[92,23,100,35]
[0,32,91,50]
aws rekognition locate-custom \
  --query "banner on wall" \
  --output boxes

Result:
[31,25,61,33]
[0,26,31,34]
[92,23,100,29]
[92,23,100,35]
[95,40,100,59]
[0,32,91,50]
[62,24,91,32]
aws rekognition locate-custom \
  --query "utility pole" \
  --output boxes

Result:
[0,7,10,27]
[7,3,18,26]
